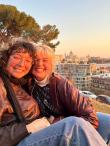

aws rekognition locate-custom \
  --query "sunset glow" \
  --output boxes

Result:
[1,0,110,57]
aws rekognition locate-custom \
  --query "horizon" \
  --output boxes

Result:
[0,0,110,57]
[55,51,110,59]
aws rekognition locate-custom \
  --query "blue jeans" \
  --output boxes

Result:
[17,116,107,146]
[97,112,110,145]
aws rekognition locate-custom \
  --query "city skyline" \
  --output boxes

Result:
[0,0,110,57]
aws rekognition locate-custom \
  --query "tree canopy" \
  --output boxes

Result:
[0,4,60,50]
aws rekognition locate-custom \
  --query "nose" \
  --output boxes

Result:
[36,60,43,66]
[18,59,25,66]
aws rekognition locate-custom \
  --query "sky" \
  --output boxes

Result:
[0,0,110,58]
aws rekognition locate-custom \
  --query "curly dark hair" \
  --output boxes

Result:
[0,41,35,67]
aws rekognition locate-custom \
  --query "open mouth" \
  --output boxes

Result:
[34,68,44,72]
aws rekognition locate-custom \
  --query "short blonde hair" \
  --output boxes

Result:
[34,44,54,57]
[33,43,55,72]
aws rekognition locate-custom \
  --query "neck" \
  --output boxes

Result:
[34,76,49,87]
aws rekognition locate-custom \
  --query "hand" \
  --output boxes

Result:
[26,117,50,133]
[48,116,64,124]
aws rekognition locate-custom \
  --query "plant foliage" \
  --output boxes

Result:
[0,4,60,50]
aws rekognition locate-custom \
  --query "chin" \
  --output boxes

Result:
[12,74,23,79]
[35,77,44,81]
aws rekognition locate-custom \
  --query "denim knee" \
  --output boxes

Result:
[62,116,87,126]
[61,116,88,128]
[97,112,110,144]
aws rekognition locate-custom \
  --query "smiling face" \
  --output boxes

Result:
[6,51,33,78]
[32,51,53,81]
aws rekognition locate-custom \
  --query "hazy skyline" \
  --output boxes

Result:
[0,0,110,57]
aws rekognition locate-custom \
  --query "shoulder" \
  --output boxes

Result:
[51,72,66,82]
[50,72,73,87]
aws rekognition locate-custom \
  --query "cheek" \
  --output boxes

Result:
[7,57,18,67]
[25,63,32,71]
[32,70,37,77]
[45,64,52,72]
[7,61,15,69]
[6,62,16,74]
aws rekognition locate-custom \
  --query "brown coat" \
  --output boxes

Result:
[48,73,99,129]
[0,77,40,146]
[0,77,40,125]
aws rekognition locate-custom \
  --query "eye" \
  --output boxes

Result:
[35,59,40,62]
[43,59,49,62]
[13,55,21,59]
[26,59,32,63]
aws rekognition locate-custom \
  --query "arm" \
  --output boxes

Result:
[58,78,99,129]
[0,123,29,146]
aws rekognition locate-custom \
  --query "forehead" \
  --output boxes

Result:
[12,49,31,56]
[10,52,32,61]
[11,48,30,55]
[35,50,53,59]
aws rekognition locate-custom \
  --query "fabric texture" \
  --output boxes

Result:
[97,112,110,145]
[26,117,50,133]
[17,116,107,146]
[0,77,40,125]
[0,73,40,145]
[0,123,29,146]
[28,73,99,129]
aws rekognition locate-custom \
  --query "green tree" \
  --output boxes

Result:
[40,25,60,48]
[0,4,59,49]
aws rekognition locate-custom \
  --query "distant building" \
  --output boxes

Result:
[96,64,110,74]
[63,51,80,64]
[88,56,110,64]
[91,73,110,96]
[55,63,96,90]
[55,54,64,64]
